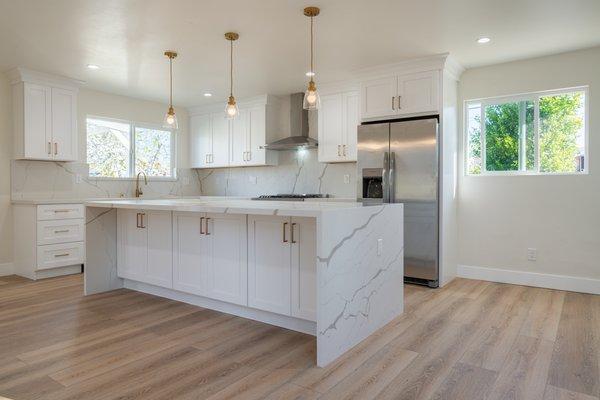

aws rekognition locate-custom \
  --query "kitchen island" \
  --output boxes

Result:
[84,198,404,367]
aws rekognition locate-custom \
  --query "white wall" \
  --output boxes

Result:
[458,46,600,281]
[0,73,12,266]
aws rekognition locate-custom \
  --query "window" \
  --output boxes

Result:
[87,117,175,179]
[466,87,587,175]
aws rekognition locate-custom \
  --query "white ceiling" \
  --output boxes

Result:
[1,0,599,107]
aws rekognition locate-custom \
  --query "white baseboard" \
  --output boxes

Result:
[457,265,600,295]
[0,262,14,276]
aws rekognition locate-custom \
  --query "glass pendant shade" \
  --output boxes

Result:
[303,81,320,110]
[163,106,179,129]
[225,96,239,119]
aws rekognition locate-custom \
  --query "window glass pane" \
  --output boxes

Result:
[484,100,533,172]
[87,118,131,178]
[135,127,172,177]
[539,91,585,173]
[467,103,482,174]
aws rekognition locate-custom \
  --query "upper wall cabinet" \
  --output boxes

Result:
[361,70,439,120]
[317,90,359,163]
[189,95,281,169]
[9,68,80,162]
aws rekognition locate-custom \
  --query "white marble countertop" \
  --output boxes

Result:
[85,198,369,217]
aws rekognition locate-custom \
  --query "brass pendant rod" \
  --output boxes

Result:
[169,56,173,107]
[310,15,314,84]
[230,39,234,97]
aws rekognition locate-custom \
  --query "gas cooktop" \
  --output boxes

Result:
[251,194,327,201]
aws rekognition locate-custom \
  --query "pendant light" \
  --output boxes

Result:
[303,6,321,110]
[224,32,240,119]
[162,51,179,129]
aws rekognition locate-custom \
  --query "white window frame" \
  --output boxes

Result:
[86,115,177,181]
[464,86,589,176]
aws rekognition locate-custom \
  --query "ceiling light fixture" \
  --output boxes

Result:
[162,50,179,129]
[224,32,240,119]
[87,64,100,70]
[303,6,321,110]
[305,71,315,77]
[477,37,491,44]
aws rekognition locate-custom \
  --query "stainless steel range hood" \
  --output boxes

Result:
[261,93,318,150]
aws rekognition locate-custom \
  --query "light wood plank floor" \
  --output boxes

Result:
[0,274,598,400]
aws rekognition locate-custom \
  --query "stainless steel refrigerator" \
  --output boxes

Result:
[357,117,439,287]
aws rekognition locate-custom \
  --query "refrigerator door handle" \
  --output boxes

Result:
[389,151,396,203]
[382,152,390,203]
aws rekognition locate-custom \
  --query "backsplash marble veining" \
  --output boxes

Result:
[11,160,202,201]
[196,149,357,198]
[11,149,357,201]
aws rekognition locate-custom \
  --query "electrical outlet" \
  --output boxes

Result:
[527,248,537,261]
[343,174,350,184]
[377,238,383,256]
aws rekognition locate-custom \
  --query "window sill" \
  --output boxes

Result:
[87,176,178,182]
[465,171,588,177]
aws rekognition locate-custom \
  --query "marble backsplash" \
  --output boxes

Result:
[196,149,357,198]
[11,160,202,201]
[11,149,357,201]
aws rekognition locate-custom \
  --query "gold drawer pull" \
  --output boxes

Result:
[200,217,205,234]
[205,218,211,235]
[53,209,70,213]
[54,253,70,258]
[54,229,69,234]
[282,222,288,243]
[291,223,297,244]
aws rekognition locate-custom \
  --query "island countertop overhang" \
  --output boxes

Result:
[83,198,396,218]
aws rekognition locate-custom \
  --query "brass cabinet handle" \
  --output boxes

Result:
[398,96,402,109]
[47,142,52,155]
[136,213,146,228]
[282,222,288,243]
[337,145,341,157]
[392,96,395,111]
[54,253,70,258]
[247,151,251,161]
[53,209,70,213]
[54,142,58,155]
[205,217,211,235]
[291,223,297,244]
[343,145,347,157]
[199,217,205,234]
[136,213,141,228]
[54,229,69,234]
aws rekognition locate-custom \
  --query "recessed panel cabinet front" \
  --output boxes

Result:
[248,215,292,315]
[117,209,172,288]
[204,213,247,305]
[173,212,247,306]
[248,215,317,320]
[173,212,206,295]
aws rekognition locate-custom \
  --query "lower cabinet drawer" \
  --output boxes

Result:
[37,204,84,221]
[37,242,85,270]
[37,219,84,245]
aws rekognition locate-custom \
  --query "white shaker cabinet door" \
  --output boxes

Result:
[318,93,344,162]
[290,217,317,321]
[173,212,207,296]
[23,83,52,160]
[342,91,359,162]
[230,108,249,166]
[51,87,77,161]
[117,209,148,282]
[247,215,292,316]
[190,114,212,168]
[204,213,248,305]
[246,105,267,165]
[144,211,173,288]
[397,70,439,115]
[361,76,397,119]
[211,113,230,167]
